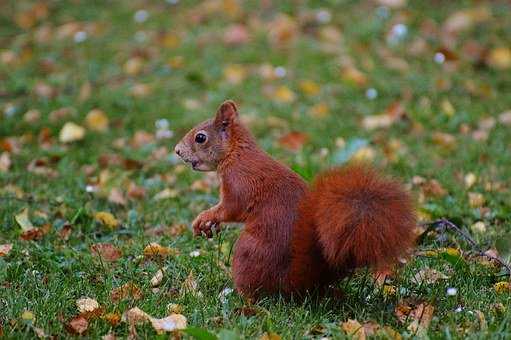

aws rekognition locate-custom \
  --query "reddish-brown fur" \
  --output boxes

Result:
[175,100,417,299]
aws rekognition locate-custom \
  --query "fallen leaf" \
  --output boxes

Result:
[486,48,511,70]
[299,80,320,96]
[376,0,406,8]
[468,192,485,208]
[362,101,406,130]
[143,242,176,257]
[267,14,298,48]
[149,314,187,334]
[130,130,155,148]
[102,313,121,326]
[150,269,164,287]
[0,152,11,172]
[94,211,120,229]
[342,319,366,340]
[422,179,448,198]
[407,303,434,335]
[498,110,511,126]
[432,132,457,149]
[85,109,109,132]
[15,208,35,231]
[108,188,127,206]
[59,122,86,143]
[278,132,309,151]
[260,332,282,340]
[413,268,449,284]
[341,66,367,87]
[464,172,477,188]
[223,24,250,45]
[224,64,247,84]
[181,271,199,296]
[22,310,35,321]
[124,57,144,75]
[76,298,100,314]
[66,316,88,335]
[0,244,13,256]
[272,85,296,103]
[90,243,122,262]
[102,333,117,340]
[111,282,143,302]
[494,281,510,294]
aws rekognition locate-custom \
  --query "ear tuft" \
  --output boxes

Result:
[215,100,238,127]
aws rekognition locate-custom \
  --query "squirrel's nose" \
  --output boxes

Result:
[174,144,182,157]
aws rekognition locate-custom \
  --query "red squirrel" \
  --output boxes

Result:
[174,100,416,299]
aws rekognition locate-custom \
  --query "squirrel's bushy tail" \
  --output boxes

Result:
[306,164,416,270]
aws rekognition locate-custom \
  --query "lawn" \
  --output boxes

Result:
[1,0,511,338]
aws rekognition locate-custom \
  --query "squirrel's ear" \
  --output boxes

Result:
[214,100,238,128]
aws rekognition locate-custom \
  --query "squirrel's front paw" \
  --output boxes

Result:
[192,212,221,238]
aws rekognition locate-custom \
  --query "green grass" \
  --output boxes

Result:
[1,0,511,338]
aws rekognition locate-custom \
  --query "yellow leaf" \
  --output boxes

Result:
[94,212,120,229]
[15,208,35,231]
[124,57,144,75]
[143,242,176,257]
[383,285,397,297]
[22,310,35,321]
[260,332,281,340]
[487,48,511,70]
[494,281,510,294]
[85,109,109,132]
[224,64,247,85]
[273,85,296,103]
[309,103,329,118]
[59,122,86,143]
[299,80,320,96]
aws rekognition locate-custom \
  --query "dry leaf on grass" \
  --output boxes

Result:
[0,152,11,172]
[59,122,85,143]
[94,211,120,229]
[76,297,100,315]
[111,282,143,302]
[90,243,122,262]
[150,269,164,287]
[413,268,449,284]
[260,332,282,340]
[342,319,366,340]
[143,242,176,257]
[0,244,13,256]
[122,307,187,334]
[66,316,88,335]
[85,109,109,131]
[102,312,121,326]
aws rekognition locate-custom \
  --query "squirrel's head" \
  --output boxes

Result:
[174,100,239,171]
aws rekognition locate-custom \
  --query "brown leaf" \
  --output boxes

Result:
[59,223,73,240]
[111,282,143,302]
[102,312,121,326]
[342,319,366,340]
[278,132,309,152]
[108,188,127,206]
[66,316,88,335]
[130,130,154,149]
[413,268,449,284]
[422,179,448,198]
[149,314,187,334]
[260,332,281,340]
[90,243,122,262]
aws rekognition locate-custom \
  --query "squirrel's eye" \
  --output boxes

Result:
[195,133,207,144]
